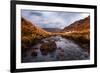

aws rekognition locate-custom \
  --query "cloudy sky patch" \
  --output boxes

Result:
[21,10,89,29]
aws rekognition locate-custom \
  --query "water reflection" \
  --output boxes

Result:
[22,36,89,62]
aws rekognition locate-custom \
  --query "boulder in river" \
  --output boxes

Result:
[40,41,57,55]
[31,50,38,57]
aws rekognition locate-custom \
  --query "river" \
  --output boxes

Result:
[22,36,89,63]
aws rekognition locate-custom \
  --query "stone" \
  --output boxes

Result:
[40,41,57,56]
[31,51,38,57]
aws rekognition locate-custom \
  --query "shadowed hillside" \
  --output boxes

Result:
[43,28,61,33]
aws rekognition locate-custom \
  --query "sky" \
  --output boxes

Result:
[21,10,89,29]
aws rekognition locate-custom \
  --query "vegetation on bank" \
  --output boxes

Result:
[61,31,90,53]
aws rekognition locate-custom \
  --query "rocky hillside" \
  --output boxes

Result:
[62,16,90,32]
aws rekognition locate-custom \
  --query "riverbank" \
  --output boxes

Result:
[22,36,89,63]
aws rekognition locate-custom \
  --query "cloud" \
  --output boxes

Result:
[29,11,43,16]
[21,10,89,29]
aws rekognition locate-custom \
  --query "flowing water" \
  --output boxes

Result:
[22,36,89,63]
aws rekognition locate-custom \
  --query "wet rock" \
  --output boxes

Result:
[41,51,48,56]
[40,41,57,56]
[34,48,38,50]
[22,53,27,58]
[31,51,38,57]
[58,51,65,60]
[39,40,45,43]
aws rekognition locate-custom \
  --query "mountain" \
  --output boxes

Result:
[43,28,61,32]
[21,18,51,52]
[62,16,90,32]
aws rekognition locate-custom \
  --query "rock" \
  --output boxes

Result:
[22,52,27,58]
[31,51,38,57]
[58,52,65,60]
[40,41,57,55]
[34,48,38,50]
[58,47,64,52]
[41,51,48,56]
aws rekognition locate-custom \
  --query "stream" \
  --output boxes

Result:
[22,36,89,63]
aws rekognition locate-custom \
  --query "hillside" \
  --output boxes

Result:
[61,16,90,53]
[21,18,51,52]
[62,16,90,32]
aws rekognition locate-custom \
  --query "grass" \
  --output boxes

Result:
[61,30,90,53]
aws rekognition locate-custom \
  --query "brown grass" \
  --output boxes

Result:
[21,18,52,53]
[61,31,90,53]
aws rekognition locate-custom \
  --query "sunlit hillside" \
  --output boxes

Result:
[62,16,90,32]
[61,16,90,53]
[21,18,51,52]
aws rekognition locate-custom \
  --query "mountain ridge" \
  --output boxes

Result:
[62,16,90,32]
[43,28,61,32]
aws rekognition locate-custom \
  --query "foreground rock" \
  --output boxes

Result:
[31,50,38,57]
[40,41,57,55]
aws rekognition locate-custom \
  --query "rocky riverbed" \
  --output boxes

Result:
[22,36,89,63]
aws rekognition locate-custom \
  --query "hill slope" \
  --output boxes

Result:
[21,18,51,52]
[61,16,90,53]
[62,16,90,32]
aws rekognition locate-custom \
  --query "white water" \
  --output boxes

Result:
[22,36,89,62]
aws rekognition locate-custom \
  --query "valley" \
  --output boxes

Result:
[21,16,90,62]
